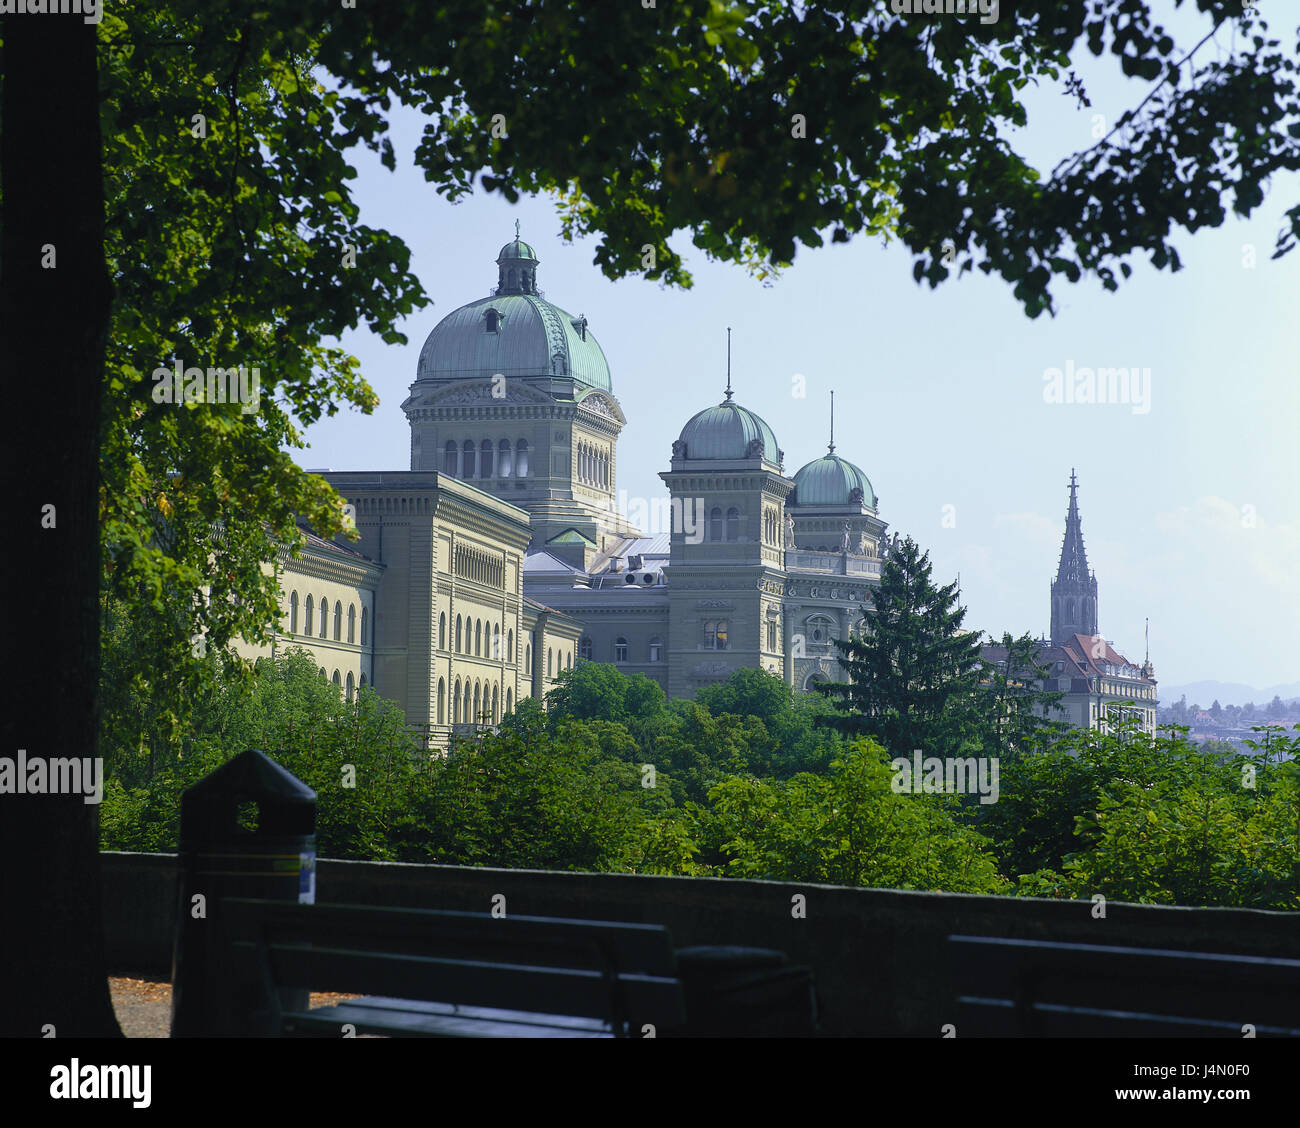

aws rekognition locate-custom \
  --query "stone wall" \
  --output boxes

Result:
[102,851,1300,1035]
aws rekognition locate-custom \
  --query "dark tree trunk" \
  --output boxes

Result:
[0,14,120,1036]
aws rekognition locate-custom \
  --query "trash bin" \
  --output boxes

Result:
[670,946,818,1035]
[170,750,316,1036]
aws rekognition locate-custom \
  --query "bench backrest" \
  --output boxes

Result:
[219,898,684,1036]
[949,934,1300,1036]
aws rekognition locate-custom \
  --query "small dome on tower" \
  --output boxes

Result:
[675,400,781,463]
[791,453,876,508]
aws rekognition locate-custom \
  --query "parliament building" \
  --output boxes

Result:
[242,233,891,743]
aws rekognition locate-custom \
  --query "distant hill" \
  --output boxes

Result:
[1158,681,1300,708]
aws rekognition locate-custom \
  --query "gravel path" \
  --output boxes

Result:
[109,977,359,1037]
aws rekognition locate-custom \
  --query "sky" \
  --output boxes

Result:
[294,8,1300,690]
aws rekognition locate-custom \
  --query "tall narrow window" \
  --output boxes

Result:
[289,592,299,634]
[505,688,513,715]
[547,648,553,676]
[439,612,447,650]
[475,619,482,656]
[716,619,729,650]
[334,603,342,641]
[360,606,368,646]
[525,643,531,669]
[481,439,494,478]
[348,604,356,643]
[516,439,529,477]
[703,620,716,649]
[507,629,514,662]
[485,309,500,332]
[709,507,722,541]
[444,441,457,475]
[437,679,445,724]
[463,440,476,479]
[346,671,355,702]
[726,507,740,541]
[456,615,463,652]
[319,599,329,638]
[498,439,513,477]
[614,637,628,663]
[580,637,593,660]
[648,637,663,663]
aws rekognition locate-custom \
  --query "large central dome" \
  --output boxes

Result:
[415,235,612,392]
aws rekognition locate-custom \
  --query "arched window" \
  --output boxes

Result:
[444,441,457,475]
[506,688,513,715]
[334,603,342,641]
[360,673,367,687]
[497,438,512,478]
[580,637,593,660]
[462,439,476,479]
[485,309,500,332]
[491,684,499,724]
[289,591,299,634]
[456,614,463,652]
[453,680,461,722]
[525,643,531,670]
[614,637,628,662]
[493,624,501,660]
[709,507,723,541]
[473,682,481,723]
[475,619,482,656]
[1065,598,1075,621]
[516,439,529,477]
[648,636,663,663]
[439,612,447,650]
[360,606,368,646]
[716,619,729,650]
[507,628,514,663]
[319,599,329,639]
[348,604,356,643]
[332,669,341,688]
[304,595,314,636]
[567,652,573,669]
[726,507,740,541]
[704,620,730,649]
[481,438,494,478]
[437,678,446,724]
[547,648,553,677]
[346,671,355,701]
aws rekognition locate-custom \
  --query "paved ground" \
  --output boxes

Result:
[109,977,359,1037]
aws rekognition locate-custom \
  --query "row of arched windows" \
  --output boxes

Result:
[545,647,574,677]
[320,667,368,700]
[706,507,742,542]
[289,592,368,645]
[444,439,530,480]
[439,612,514,662]
[437,677,514,725]
[576,441,609,487]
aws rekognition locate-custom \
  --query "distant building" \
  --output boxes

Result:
[983,471,1157,736]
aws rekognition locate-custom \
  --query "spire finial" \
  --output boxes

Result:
[829,390,836,454]
[515,218,520,240]
[724,327,733,401]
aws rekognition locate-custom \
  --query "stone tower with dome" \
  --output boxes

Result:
[402,232,642,564]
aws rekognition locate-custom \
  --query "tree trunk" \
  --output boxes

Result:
[0,13,120,1036]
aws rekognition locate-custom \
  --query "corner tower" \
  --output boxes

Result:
[1050,469,1099,645]
[401,230,641,562]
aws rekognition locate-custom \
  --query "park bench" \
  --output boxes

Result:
[219,898,690,1037]
[948,934,1300,1036]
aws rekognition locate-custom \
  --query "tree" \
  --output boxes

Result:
[816,535,984,757]
[11,0,1300,1034]
[975,631,1069,760]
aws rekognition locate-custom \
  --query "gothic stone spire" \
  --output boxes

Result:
[1050,468,1099,645]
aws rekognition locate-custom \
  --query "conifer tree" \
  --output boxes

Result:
[817,535,984,757]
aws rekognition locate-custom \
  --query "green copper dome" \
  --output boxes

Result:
[676,399,781,463]
[415,232,612,392]
[792,452,876,507]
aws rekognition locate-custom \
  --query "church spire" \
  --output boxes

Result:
[1050,468,1099,645]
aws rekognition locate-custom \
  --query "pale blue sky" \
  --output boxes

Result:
[298,11,1299,688]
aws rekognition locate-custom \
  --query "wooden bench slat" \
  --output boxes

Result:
[288,1000,613,1038]
[950,934,1300,1036]
[222,898,677,974]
